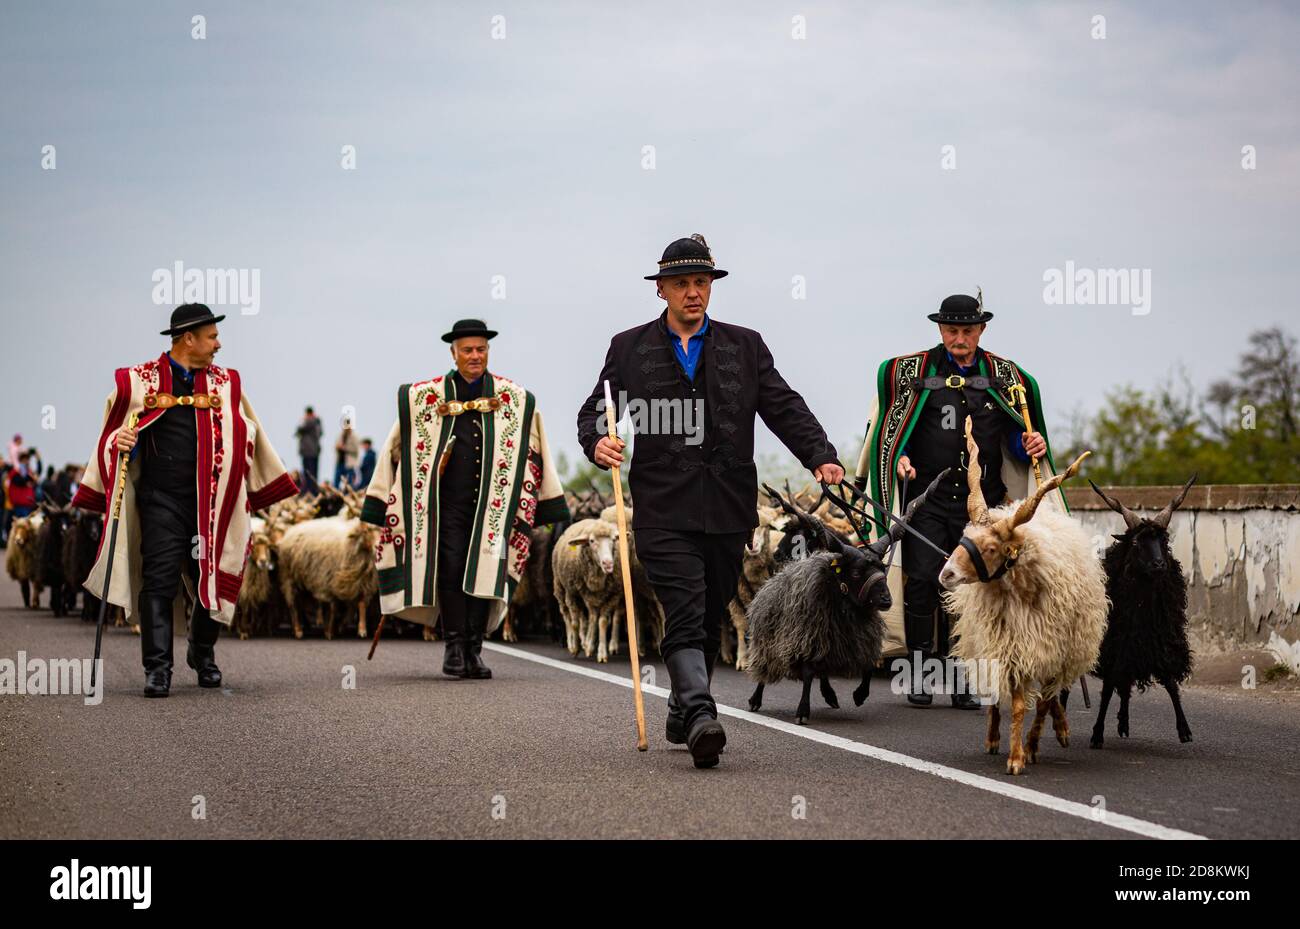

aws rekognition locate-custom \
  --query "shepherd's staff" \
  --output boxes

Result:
[367,436,459,660]
[1008,381,1091,708]
[603,380,648,752]
[90,411,139,692]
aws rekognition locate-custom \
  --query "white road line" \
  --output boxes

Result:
[484,642,1208,841]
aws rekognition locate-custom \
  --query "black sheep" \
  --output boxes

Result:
[747,472,947,723]
[36,503,75,617]
[1089,476,1197,748]
[62,510,104,621]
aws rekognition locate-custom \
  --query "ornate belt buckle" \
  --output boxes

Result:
[144,394,159,409]
[446,401,464,416]
[209,394,223,409]
[178,395,194,407]
[945,374,965,389]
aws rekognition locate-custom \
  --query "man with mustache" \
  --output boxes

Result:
[578,235,843,768]
[72,304,298,697]
[854,292,1066,707]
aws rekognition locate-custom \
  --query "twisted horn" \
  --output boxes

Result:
[1088,480,1140,530]
[1154,473,1198,530]
[964,416,990,525]
[1001,450,1092,532]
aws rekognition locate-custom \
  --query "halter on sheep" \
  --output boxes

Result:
[1088,475,1197,748]
[939,416,1104,775]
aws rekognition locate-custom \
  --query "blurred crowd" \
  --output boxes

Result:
[0,432,85,548]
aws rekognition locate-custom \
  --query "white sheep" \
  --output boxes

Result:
[939,417,1105,776]
[722,504,785,671]
[277,515,379,640]
[553,518,623,662]
[598,505,665,658]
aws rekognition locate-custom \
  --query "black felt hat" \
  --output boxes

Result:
[644,234,729,280]
[440,318,499,343]
[160,303,226,336]
[928,289,993,324]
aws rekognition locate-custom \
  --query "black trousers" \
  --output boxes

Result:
[138,484,201,601]
[436,503,487,634]
[634,529,747,660]
[900,489,972,655]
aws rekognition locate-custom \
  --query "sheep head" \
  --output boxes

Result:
[1090,474,1195,576]
[940,415,1090,588]
[249,531,276,571]
[567,521,619,575]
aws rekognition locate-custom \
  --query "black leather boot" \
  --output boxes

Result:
[186,599,223,688]
[462,602,492,680]
[666,650,718,745]
[665,648,725,768]
[905,648,933,706]
[140,595,174,698]
[442,630,468,677]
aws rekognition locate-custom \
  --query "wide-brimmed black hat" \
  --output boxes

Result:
[644,234,729,280]
[928,289,993,324]
[160,303,226,336]
[441,318,499,343]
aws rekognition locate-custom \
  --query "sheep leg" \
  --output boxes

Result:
[596,611,610,663]
[796,663,815,725]
[986,703,1001,754]
[1025,696,1052,764]
[323,602,335,640]
[818,673,840,710]
[729,600,749,671]
[563,601,579,656]
[1164,679,1193,743]
[1006,686,1027,775]
[1048,694,1069,747]
[1089,680,1114,748]
[502,612,515,643]
[1116,682,1131,738]
[719,601,736,666]
[20,580,30,608]
[609,606,621,656]
[852,669,872,706]
[357,599,367,639]
[748,682,765,712]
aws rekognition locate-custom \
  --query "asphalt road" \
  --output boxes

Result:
[2,574,1298,840]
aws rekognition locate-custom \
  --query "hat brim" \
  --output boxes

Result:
[644,266,728,281]
[160,314,226,336]
[441,329,498,343]
[927,312,993,324]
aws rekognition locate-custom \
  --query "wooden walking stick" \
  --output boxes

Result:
[1007,381,1091,708]
[604,380,648,752]
[90,411,139,692]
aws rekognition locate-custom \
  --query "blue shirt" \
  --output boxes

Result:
[670,315,709,381]
[903,351,1031,463]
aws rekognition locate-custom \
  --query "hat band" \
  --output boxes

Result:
[657,257,715,270]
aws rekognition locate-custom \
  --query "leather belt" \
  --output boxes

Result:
[913,375,1002,391]
[437,398,501,416]
[144,392,223,410]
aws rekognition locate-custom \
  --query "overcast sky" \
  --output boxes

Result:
[2,1,1296,478]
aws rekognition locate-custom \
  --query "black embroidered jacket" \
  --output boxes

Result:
[577,310,838,533]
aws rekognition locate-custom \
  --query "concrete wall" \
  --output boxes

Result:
[1062,485,1300,648]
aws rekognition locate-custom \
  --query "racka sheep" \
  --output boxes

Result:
[746,472,947,724]
[939,417,1104,775]
[1088,476,1197,747]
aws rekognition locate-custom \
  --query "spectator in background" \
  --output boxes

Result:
[357,438,376,490]
[333,418,359,488]
[8,434,23,467]
[0,460,11,547]
[38,466,58,504]
[7,452,38,523]
[295,406,323,494]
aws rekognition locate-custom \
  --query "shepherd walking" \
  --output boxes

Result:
[577,234,843,768]
[72,304,299,697]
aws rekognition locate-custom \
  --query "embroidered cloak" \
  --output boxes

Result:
[71,353,299,626]
[853,347,1067,658]
[360,370,569,633]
